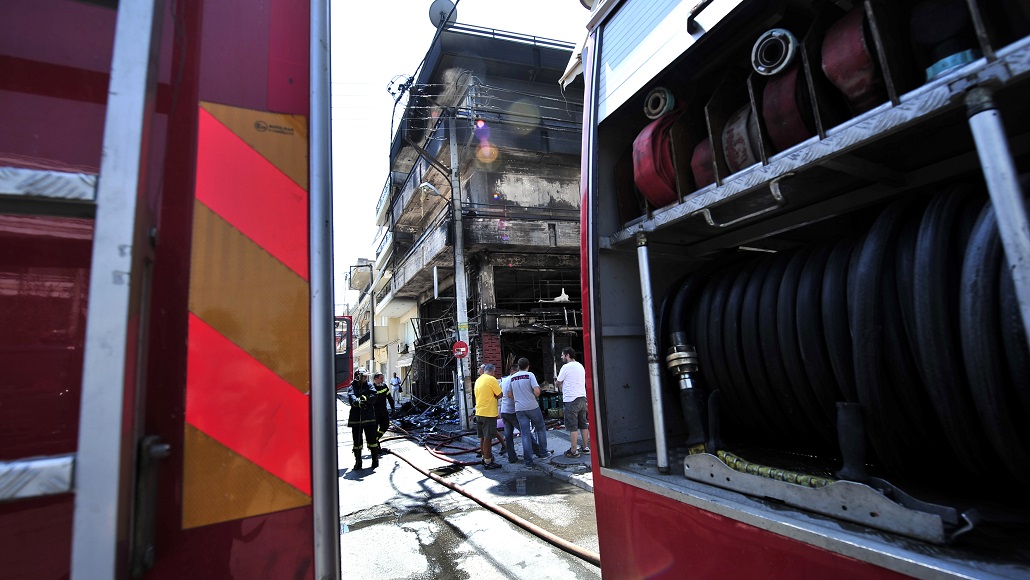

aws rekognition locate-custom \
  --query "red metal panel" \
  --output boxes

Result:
[150,506,313,579]
[199,0,270,111]
[0,495,73,579]
[592,475,906,579]
[186,313,312,495]
[0,0,115,172]
[0,214,92,461]
[195,107,309,280]
[269,0,310,116]
[144,0,315,574]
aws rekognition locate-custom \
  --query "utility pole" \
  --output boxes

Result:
[448,112,474,430]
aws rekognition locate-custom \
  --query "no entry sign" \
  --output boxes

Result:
[452,340,469,359]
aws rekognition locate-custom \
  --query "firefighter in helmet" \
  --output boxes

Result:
[347,369,379,469]
[371,372,395,449]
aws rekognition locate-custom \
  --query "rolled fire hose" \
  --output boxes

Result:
[822,7,887,114]
[762,64,814,153]
[752,28,814,154]
[633,110,683,207]
[690,136,716,189]
[721,104,760,174]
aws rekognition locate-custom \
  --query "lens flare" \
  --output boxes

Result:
[476,143,499,163]
[474,119,491,140]
[506,100,542,136]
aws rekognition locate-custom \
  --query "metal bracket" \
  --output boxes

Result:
[130,435,170,577]
[686,0,717,33]
[683,452,967,544]
[698,173,791,228]
[0,454,74,502]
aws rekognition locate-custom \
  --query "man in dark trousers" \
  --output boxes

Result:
[372,372,395,449]
[347,370,379,470]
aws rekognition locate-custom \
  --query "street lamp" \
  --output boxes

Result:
[349,263,375,376]
[418,174,473,430]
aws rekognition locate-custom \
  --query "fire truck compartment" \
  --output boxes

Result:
[587,0,1030,577]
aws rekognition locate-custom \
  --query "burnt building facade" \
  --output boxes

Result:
[369,23,584,403]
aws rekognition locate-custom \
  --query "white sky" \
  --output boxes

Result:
[329,0,591,314]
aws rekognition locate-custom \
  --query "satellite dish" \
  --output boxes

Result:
[429,0,457,29]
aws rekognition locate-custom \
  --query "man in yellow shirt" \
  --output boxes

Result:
[473,363,503,470]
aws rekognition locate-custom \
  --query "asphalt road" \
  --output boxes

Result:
[337,401,601,579]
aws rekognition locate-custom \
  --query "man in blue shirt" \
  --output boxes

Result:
[507,358,550,467]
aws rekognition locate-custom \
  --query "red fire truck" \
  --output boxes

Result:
[1,1,339,578]
[579,0,1030,577]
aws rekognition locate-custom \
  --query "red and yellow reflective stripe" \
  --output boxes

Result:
[184,102,310,529]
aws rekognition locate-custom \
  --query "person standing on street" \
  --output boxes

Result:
[390,372,402,402]
[473,363,503,470]
[499,363,521,463]
[509,358,549,467]
[372,372,395,449]
[347,370,380,470]
[557,347,590,457]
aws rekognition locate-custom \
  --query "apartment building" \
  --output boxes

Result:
[356,23,584,403]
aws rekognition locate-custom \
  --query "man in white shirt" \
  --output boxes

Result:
[390,372,402,401]
[556,347,589,457]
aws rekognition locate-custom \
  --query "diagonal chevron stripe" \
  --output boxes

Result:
[196,105,308,280]
[182,424,310,529]
[186,313,311,495]
[190,201,310,392]
[200,101,308,190]
[185,101,311,530]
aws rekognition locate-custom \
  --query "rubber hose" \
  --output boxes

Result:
[739,257,792,437]
[722,260,779,433]
[960,200,1030,484]
[388,447,602,567]
[821,235,859,403]
[795,243,843,426]
[880,207,945,466]
[1000,255,1030,420]
[707,264,752,435]
[1001,176,1030,421]
[667,266,719,445]
[693,270,720,414]
[885,206,947,465]
[914,188,995,475]
[851,199,915,475]
[758,250,810,435]
[669,265,720,337]
[777,245,835,444]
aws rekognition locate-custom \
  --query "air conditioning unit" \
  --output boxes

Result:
[397,343,409,354]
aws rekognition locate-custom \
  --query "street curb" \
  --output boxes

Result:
[535,461,594,493]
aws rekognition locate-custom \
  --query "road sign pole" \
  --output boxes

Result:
[449,115,473,431]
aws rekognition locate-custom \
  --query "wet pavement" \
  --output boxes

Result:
[337,399,600,579]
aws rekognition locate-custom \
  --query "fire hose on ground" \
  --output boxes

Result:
[373,423,602,567]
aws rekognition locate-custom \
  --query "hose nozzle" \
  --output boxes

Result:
[667,331,707,449]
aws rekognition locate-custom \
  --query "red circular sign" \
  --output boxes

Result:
[452,340,469,359]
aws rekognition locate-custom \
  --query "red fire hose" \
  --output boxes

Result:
[633,110,683,207]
